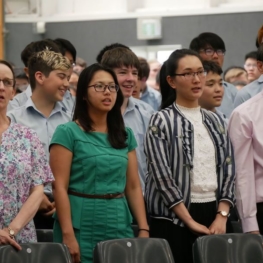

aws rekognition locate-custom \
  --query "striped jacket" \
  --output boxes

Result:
[144,103,235,226]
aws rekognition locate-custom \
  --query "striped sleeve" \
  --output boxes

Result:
[209,111,236,206]
[144,112,184,208]
[220,121,236,206]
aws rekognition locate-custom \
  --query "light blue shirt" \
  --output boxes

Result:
[215,109,228,126]
[217,81,238,118]
[8,86,75,114]
[234,74,263,108]
[7,98,71,194]
[123,98,154,192]
[141,86,161,111]
[130,97,155,114]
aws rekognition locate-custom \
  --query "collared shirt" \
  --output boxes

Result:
[7,98,71,193]
[8,86,75,114]
[123,98,154,192]
[141,86,161,111]
[228,91,263,233]
[215,109,228,125]
[217,81,237,118]
[145,103,235,226]
[130,97,155,114]
[233,74,263,108]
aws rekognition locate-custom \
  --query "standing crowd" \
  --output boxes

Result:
[0,24,263,263]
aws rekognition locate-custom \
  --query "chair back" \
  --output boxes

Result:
[36,229,54,242]
[193,233,263,263]
[0,243,72,263]
[93,238,174,263]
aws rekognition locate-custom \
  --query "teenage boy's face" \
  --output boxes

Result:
[199,45,225,68]
[42,69,71,102]
[198,71,224,112]
[113,66,139,98]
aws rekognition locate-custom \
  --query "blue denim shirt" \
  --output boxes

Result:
[234,74,263,108]
[141,86,161,111]
[123,98,154,192]
[217,81,238,118]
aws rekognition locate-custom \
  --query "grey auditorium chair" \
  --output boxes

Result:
[0,243,72,263]
[93,238,175,263]
[193,233,263,263]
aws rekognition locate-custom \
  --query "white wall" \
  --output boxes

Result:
[4,0,263,22]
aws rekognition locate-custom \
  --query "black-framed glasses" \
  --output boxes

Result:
[200,48,226,56]
[88,84,119,92]
[174,70,207,80]
[0,78,15,88]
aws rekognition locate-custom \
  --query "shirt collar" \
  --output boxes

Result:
[25,97,66,115]
[257,74,263,83]
[25,85,32,97]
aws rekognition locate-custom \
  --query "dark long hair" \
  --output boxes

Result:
[0,60,16,88]
[160,49,202,109]
[73,63,127,149]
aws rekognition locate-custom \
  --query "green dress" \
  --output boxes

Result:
[50,122,136,263]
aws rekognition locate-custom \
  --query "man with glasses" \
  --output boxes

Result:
[190,32,237,117]
[234,45,263,108]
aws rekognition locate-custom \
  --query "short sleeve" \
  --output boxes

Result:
[126,127,138,152]
[50,124,74,152]
[29,130,54,189]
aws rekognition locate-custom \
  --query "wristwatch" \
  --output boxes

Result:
[8,227,15,239]
[217,211,230,217]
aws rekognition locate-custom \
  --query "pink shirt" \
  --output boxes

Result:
[228,91,263,233]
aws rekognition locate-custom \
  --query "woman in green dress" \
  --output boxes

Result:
[50,63,149,263]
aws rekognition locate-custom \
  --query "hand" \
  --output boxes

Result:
[63,234,81,263]
[138,229,149,238]
[39,195,54,214]
[0,229,22,250]
[249,231,260,235]
[185,218,211,236]
[43,206,56,217]
[209,215,227,234]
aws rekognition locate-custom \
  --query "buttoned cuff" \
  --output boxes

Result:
[241,216,259,233]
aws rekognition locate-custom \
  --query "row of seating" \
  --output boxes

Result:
[1,234,263,262]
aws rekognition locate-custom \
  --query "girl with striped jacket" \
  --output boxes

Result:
[144,49,235,263]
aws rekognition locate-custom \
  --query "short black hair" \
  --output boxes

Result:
[73,63,127,149]
[189,32,226,52]
[96,43,130,63]
[53,38,77,62]
[257,43,263,62]
[21,39,60,67]
[203,61,223,75]
[245,51,257,61]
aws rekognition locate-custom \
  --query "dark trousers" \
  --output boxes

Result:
[33,212,54,229]
[150,201,232,263]
[33,194,54,229]
[257,202,263,234]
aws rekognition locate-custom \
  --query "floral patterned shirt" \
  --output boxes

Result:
[0,122,54,243]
